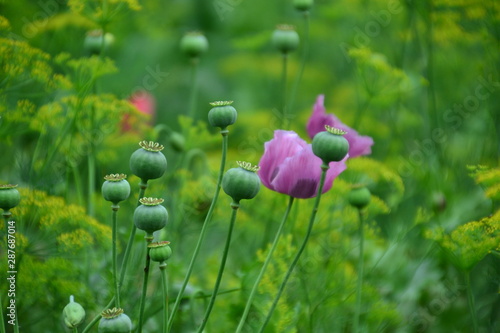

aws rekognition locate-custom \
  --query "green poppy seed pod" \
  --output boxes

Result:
[134,197,168,234]
[272,25,299,54]
[222,161,261,203]
[62,295,85,329]
[148,241,173,263]
[0,185,20,211]
[348,186,371,209]
[98,308,132,333]
[130,141,167,182]
[102,174,131,205]
[208,101,237,129]
[312,126,350,163]
[293,0,314,12]
[180,31,209,58]
[84,29,115,55]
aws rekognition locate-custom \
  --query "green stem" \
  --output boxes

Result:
[465,271,479,333]
[160,264,169,333]
[81,297,115,333]
[196,202,239,332]
[137,234,154,333]
[119,181,147,288]
[289,11,310,118]
[0,290,5,333]
[73,327,78,333]
[167,131,228,331]
[280,53,289,129]
[258,164,329,332]
[235,196,295,332]
[81,181,147,333]
[111,205,120,308]
[353,209,365,333]
[187,58,200,121]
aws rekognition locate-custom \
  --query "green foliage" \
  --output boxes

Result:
[0,188,110,330]
[0,0,499,332]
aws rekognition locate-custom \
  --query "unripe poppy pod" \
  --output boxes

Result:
[130,141,167,182]
[222,162,261,203]
[208,101,237,129]
[312,126,349,164]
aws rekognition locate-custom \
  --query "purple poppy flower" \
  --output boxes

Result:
[258,130,347,199]
[306,95,374,158]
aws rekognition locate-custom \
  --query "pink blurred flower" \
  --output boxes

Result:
[306,95,374,158]
[258,130,347,199]
[122,90,156,132]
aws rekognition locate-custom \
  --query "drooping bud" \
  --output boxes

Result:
[130,141,167,182]
[0,184,20,211]
[180,31,209,58]
[102,174,131,205]
[348,186,371,209]
[133,197,169,234]
[272,24,299,54]
[98,308,132,333]
[222,161,261,203]
[312,125,349,164]
[208,101,237,130]
[62,295,86,329]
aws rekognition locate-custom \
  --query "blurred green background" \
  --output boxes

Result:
[0,0,499,332]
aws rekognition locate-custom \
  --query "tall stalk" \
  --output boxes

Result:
[353,209,365,333]
[465,271,479,333]
[167,131,229,331]
[111,205,120,308]
[188,58,200,121]
[289,11,310,117]
[196,202,239,332]
[159,263,169,333]
[280,54,289,129]
[235,196,295,332]
[137,234,154,333]
[258,164,329,332]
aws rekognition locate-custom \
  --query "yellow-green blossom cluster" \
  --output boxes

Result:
[68,0,141,25]
[15,188,111,252]
[468,165,500,201]
[425,216,500,271]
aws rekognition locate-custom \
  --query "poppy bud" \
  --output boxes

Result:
[62,295,85,329]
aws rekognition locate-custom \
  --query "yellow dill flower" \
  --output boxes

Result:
[0,16,10,30]
[68,0,141,25]
[426,217,499,271]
